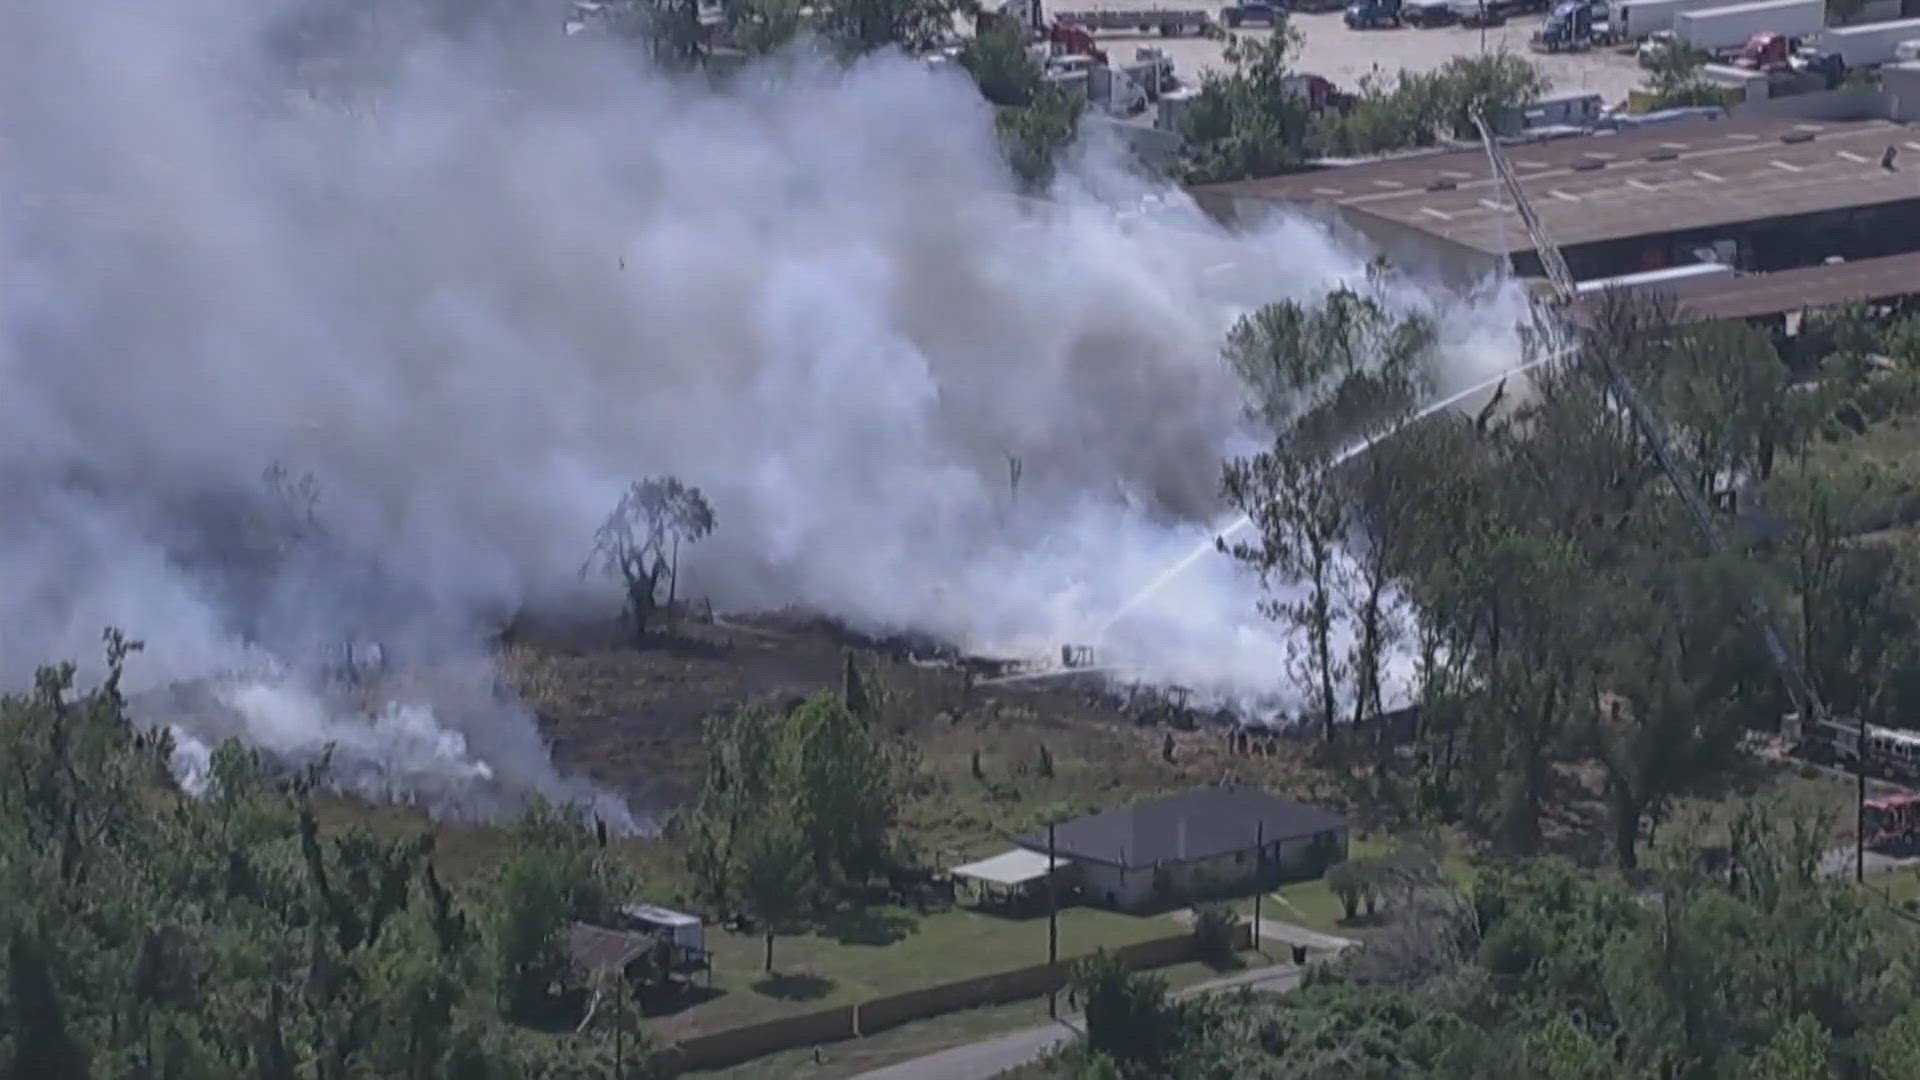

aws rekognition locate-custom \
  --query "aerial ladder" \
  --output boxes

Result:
[1470,113,1861,875]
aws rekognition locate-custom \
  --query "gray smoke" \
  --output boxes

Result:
[0,0,1527,823]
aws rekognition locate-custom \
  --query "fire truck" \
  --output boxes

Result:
[1865,793,1920,849]
[1784,712,1920,783]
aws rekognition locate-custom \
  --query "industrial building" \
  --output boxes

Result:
[1188,115,1920,324]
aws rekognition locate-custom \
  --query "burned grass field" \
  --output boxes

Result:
[494,608,1342,873]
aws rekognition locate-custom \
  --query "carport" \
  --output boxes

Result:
[949,849,1072,913]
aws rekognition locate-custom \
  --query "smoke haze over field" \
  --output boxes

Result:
[0,0,1528,822]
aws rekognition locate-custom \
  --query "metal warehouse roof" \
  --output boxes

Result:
[1663,249,1920,323]
[1192,117,1920,255]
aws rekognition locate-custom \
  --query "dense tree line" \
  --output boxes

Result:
[1226,280,1920,869]
[679,666,913,970]
[0,633,675,1079]
[1178,30,1548,183]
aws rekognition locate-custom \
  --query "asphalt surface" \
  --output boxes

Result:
[852,962,1305,1080]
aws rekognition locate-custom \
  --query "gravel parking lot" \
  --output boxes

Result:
[1053,4,1649,105]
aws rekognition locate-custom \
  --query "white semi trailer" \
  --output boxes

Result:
[1618,0,1746,38]
[1673,0,1824,53]
[1819,16,1920,66]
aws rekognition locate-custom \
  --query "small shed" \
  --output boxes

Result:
[565,923,657,982]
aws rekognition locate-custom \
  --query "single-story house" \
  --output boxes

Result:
[1012,784,1349,913]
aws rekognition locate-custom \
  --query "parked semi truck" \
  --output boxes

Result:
[1817,16,1920,67]
[1672,0,1823,54]
[1534,0,1616,49]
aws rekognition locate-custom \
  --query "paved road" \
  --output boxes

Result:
[851,963,1305,1080]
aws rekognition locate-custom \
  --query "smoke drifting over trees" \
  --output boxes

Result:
[0,0,1524,819]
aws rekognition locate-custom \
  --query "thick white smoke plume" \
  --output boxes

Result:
[0,0,1527,824]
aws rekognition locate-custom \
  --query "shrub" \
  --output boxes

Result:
[1326,859,1367,922]
[1192,902,1241,961]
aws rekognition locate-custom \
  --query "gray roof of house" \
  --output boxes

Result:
[1015,785,1346,871]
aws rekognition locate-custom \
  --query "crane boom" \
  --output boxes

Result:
[1471,113,1827,724]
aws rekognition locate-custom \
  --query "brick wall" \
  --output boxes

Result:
[668,1003,857,1071]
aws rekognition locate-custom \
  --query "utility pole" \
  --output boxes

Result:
[1252,820,1264,956]
[1047,821,1060,1019]
[1859,720,1869,883]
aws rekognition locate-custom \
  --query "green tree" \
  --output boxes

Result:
[1436,52,1550,139]
[488,844,573,1023]
[6,928,88,1080]
[1522,1014,1612,1080]
[1177,29,1312,183]
[1746,1014,1834,1080]
[1875,1002,1920,1078]
[784,693,899,885]
[1591,569,1750,870]
[1074,954,1189,1077]
[738,820,814,972]
[997,84,1083,190]
[1641,40,1724,109]
[819,0,962,55]
[684,703,782,915]
[1318,54,1545,157]
[487,801,622,1024]
[725,0,807,55]
[1226,444,1348,743]
[959,22,1041,108]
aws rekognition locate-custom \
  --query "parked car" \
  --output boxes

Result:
[1454,0,1508,24]
[1344,0,1404,27]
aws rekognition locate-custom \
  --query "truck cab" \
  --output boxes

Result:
[1533,0,1593,50]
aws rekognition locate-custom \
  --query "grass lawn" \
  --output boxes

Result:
[696,951,1268,1079]
[1263,833,1476,938]
[653,903,1173,1038]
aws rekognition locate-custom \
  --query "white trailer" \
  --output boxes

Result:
[1617,0,1744,38]
[1052,7,1215,34]
[1818,16,1920,66]
[1673,0,1823,52]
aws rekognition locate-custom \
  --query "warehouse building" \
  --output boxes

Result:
[1188,117,1920,302]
